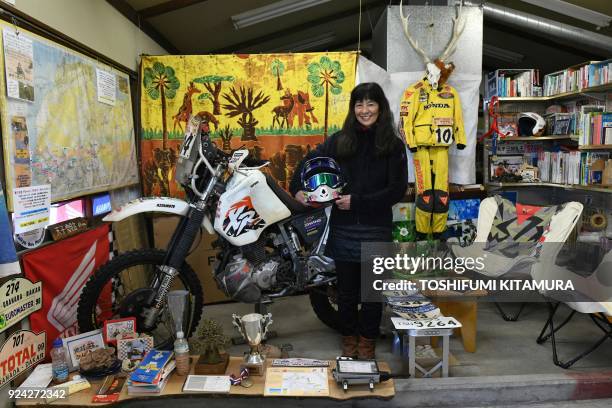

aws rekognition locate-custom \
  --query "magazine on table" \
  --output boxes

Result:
[129,350,174,384]
[128,360,176,395]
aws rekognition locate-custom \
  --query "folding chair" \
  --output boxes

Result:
[452,197,583,321]
[533,244,612,369]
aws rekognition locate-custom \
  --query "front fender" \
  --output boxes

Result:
[103,197,189,222]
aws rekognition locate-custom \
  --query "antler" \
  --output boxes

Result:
[399,0,466,64]
[399,0,431,64]
[439,2,466,62]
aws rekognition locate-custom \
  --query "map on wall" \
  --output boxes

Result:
[0,25,138,210]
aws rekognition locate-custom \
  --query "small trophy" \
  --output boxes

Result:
[232,313,273,376]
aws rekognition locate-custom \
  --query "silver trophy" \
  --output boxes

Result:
[232,313,273,375]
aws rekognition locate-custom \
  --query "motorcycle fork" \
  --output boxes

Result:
[143,200,207,328]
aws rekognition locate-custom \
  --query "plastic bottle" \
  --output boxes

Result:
[50,338,69,384]
[174,331,190,375]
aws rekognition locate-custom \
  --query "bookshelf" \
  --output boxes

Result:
[485,69,541,99]
[579,145,612,151]
[493,135,574,142]
[543,59,611,96]
[483,63,611,192]
[497,83,612,102]
[486,182,611,194]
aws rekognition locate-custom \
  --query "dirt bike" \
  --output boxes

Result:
[77,116,339,348]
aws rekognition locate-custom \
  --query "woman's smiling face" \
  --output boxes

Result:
[354,99,379,128]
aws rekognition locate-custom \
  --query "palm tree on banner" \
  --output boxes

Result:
[271,59,285,91]
[143,62,180,149]
[307,56,345,138]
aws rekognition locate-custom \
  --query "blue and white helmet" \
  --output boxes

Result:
[301,157,345,203]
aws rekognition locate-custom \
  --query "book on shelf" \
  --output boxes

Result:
[549,151,579,185]
[544,113,572,135]
[581,152,610,185]
[603,113,612,145]
[485,69,540,99]
[485,149,603,186]
[579,111,612,146]
[543,59,611,96]
[588,60,611,88]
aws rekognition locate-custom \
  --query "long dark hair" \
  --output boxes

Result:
[337,82,397,158]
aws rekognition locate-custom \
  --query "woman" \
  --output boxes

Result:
[289,82,408,359]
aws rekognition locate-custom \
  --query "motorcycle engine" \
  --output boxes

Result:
[252,259,279,290]
[216,254,261,303]
[216,254,290,303]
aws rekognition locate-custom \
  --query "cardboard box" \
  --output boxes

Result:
[153,216,229,304]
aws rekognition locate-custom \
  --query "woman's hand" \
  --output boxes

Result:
[336,194,351,210]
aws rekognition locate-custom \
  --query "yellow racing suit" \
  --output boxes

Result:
[399,78,466,235]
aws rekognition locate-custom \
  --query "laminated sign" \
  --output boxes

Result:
[0,277,42,333]
[0,330,46,388]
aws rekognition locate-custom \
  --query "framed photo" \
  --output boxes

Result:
[498,113,518,137]
[103,317,137,344]
[64,329,105,371]
[117,335,154,361]
[490,155,524,181]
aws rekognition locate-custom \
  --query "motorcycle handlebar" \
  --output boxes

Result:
[199,132,267,170]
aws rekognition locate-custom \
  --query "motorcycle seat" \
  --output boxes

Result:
[264,173,310,214]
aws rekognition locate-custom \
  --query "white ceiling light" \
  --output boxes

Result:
[520,0,611,29]
[231,0,333,30]
[483,44,525,63]
[268,32,336,52]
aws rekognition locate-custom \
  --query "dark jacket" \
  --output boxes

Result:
[289,128,408,229]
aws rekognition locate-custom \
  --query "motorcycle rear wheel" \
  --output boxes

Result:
[77,249,204,349]
[309,286,340,332]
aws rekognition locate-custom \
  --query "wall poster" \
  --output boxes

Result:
[140,52,358,197]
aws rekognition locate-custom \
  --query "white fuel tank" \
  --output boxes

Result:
[214,169,290,246]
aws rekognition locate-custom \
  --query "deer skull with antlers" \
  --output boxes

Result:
[399,0,466,89]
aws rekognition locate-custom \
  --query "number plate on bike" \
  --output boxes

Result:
[179,116,202,159]
[391,316,461,330]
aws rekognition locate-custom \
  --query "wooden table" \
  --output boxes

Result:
[16,357,395,405]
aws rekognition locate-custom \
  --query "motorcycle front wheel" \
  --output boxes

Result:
[77,249,204,349]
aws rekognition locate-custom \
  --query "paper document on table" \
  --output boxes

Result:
[264,367,329,397]
[182,375,230,393]
[17,363,52,389]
